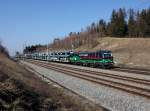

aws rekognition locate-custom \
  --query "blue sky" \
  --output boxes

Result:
[0,0,150,55]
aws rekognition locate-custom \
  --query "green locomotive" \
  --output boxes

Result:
[69,50,114,68]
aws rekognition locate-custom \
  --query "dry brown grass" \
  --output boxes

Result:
[0,53,106,111]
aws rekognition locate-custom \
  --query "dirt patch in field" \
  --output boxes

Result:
[0,53,106,111]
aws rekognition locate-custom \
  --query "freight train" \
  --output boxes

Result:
[24,50,114,69]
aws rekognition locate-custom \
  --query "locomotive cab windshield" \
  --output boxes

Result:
[103,52,112,58]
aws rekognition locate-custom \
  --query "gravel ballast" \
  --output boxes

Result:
[22,61,150,111]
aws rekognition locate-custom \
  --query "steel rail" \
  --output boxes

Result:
[31,60,150,85]
[29,60,150,99]
[113,67,150,75]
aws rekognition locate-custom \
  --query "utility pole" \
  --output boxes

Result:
[47,43,49,60]
[72,44,74,52]
[22,41,27,60]
[47,44,49,54]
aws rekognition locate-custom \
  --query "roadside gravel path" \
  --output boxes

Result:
[22,61,150,111]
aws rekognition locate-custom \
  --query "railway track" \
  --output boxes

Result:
[31,60,150,85]
[27,59,150,99]
[113,67,150,75]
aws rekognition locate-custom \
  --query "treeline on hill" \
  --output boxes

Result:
[23,44,47,53]
[50,8,150,50]
[24,8,150,53]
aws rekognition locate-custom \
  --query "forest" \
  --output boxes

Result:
[24,7,150,53]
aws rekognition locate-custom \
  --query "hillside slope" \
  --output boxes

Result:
[76,37,150,69]
[0,53,105,111]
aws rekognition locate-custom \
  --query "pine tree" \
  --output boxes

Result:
[90,22,97,34]
[128,9,136,37]
[107,9,118,36]
[145,8,150,37]
[116,8,127,37]
[108,8,127,37]
[139,9,147,37]
[98,19,106,37]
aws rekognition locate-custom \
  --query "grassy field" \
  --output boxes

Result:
[76,37,150,69]
[0,53,106,111]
